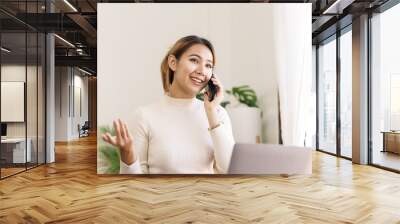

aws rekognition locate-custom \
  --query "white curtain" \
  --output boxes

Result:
[271,5,313,146]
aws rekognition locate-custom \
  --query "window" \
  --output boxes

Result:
[0,1,47,179]
[318,36,337,154]
[340,28,352,158]
[371,2,400,171]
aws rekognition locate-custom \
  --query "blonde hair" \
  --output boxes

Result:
[160,35,216,93]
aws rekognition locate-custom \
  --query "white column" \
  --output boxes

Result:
[45,0,56,163]
[46,33,55,163]
[352,14,369,164]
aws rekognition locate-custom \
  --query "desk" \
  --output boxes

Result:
[1,138,31,163]
[381,131,400,154]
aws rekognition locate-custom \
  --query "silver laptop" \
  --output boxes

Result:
[228,143,312,174]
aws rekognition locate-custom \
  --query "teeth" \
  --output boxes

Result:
[191,77,203,83]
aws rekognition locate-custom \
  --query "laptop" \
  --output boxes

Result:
[227,143,312,174]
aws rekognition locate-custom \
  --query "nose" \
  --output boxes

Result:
[196,64,211,78]
[195,65,206,75]
[194,69,206,81]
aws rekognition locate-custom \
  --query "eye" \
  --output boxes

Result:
[206,64,213,69]
[190,58,198,63]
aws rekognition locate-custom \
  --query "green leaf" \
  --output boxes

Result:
[196,92,204,101]
[99,147,120,174]
[225,85,259,108]
[98,125,120,174]
[221,101,230,108]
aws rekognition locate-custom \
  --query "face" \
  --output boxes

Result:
[168,44,214,97]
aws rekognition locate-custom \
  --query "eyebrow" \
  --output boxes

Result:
[188,54,213,64]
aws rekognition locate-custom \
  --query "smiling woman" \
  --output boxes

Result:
[101,35,235,174]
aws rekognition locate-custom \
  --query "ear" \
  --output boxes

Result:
[167,55,177,72]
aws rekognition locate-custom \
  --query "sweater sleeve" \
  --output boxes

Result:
[119,108,150,174]
[209,106,235,174]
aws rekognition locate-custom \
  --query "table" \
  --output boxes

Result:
[381,131,400,154]
[1,138,32,164]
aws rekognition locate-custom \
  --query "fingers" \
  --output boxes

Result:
[210,75,223,88]
[119,119,126,139]
[211,78,223,98]
[102,132,117,146]
[114,119,122,143]
[111,119,131,142]
[102,133,108,142]
[211,77,223,89]
[203,91,210,103]
[124,122,133,140]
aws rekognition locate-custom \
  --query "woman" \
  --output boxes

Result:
[102,35,235,174]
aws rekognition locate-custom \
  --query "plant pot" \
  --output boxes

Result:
[226,106,262,144]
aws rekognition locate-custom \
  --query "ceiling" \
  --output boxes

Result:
[0,0,394,75]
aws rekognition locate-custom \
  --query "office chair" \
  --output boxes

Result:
[79,121,90,138]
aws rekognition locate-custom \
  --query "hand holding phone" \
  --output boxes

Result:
[207,74,217,102]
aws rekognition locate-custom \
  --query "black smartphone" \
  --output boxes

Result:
[207,74,217,102]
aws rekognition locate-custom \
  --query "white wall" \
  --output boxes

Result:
[1,64,46,163]
[98,3,311,144]
[55,67,89,141]
[1,65,40,138]
[55,67,69,141]
[1,65,27,139]
[73,73,89,137]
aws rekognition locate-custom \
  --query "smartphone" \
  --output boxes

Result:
[207,74,217,102]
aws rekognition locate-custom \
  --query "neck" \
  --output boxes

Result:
[168,83,195,99]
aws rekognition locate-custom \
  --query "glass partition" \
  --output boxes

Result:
[38,32,45,165]
[27,30,38,169]
[0,31,28,177]
[0,1,46,179]
[371,3,400,171]
[339,28,352,158]
[318,36,337,155]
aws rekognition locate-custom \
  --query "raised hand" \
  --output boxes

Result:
[102,119,136,165]
[204,73,224,111]
[203,74,224,130]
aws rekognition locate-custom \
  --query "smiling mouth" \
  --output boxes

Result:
[190,77,204,86]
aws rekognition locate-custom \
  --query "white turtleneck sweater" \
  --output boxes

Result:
[119,94,235,174]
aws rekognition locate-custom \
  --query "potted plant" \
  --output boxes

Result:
[197,85,262,143]
[225,85,262,144]
[98,126,120,174]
